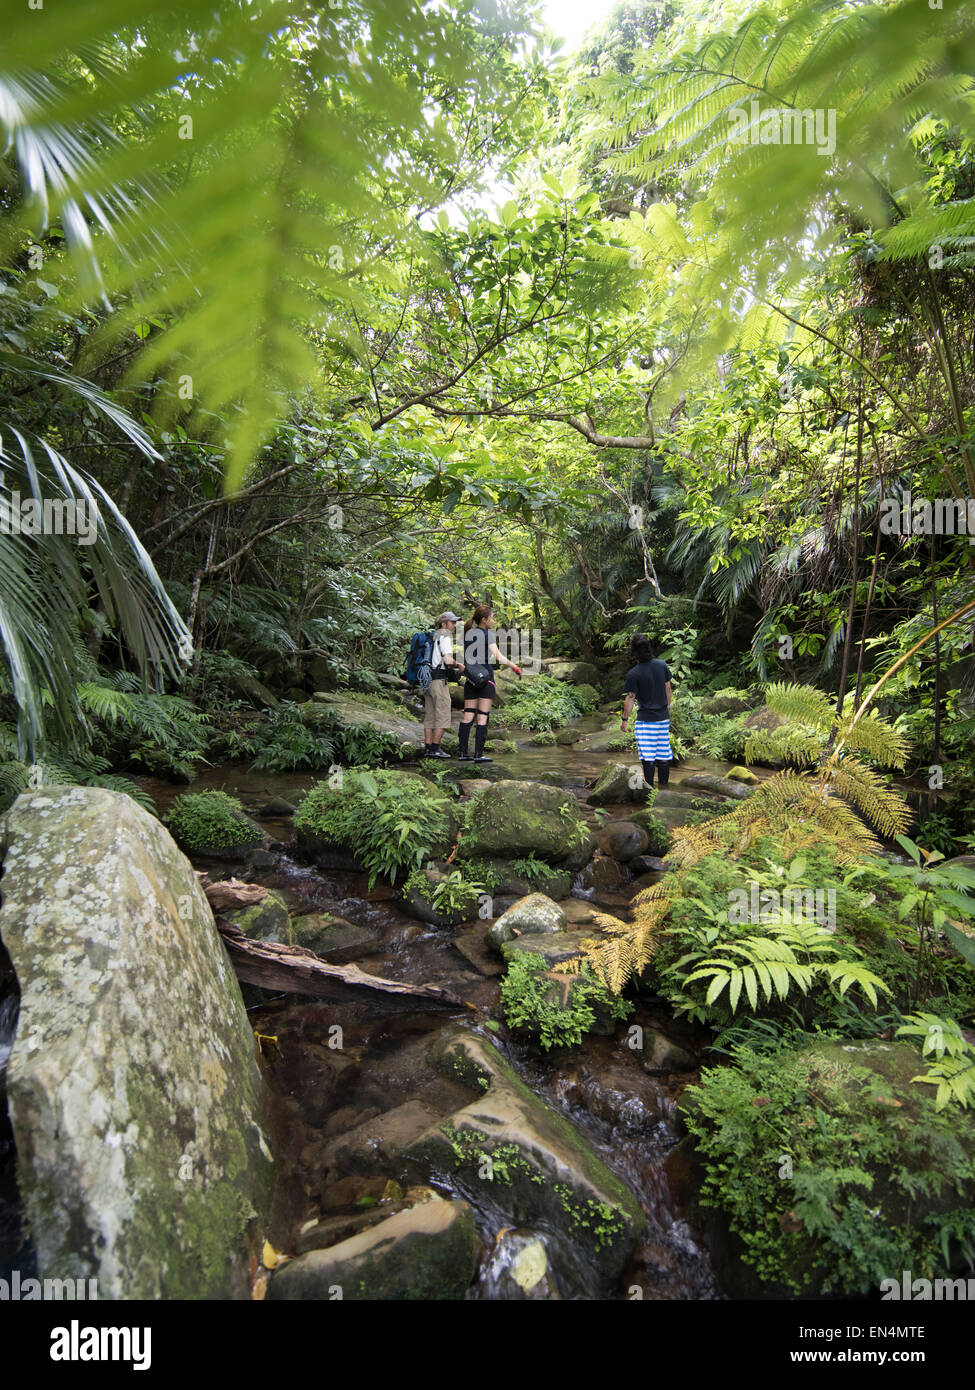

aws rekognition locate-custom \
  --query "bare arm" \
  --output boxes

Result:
[665,681,672,710]
[621,693,635,728]
[489,641,522,675]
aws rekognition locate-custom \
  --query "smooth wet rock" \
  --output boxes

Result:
[452,923,505,977]
[474,1228,562,1299]
[628,854,668,875]
[287,913,379,962]
[459,781,589,864]
[268,1196,477,1300]
[682,773,753,799]
[409,1030,645,1295]
[322,1101,440,1176]
[643,1030,698,1074]
[576,854,628,893]
[487,893,567,953]
[0,787,273,1298]
[595,820,649,862]
[307,692,426,747]
[259,796,297,816]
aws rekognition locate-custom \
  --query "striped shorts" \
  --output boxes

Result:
[634,719,672,761]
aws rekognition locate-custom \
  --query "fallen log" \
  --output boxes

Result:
[215,918,468,1012]
[198,875,268,914]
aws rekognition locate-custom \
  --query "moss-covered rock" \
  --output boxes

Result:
[306,691,426,747]
[458,781,588,864]
[293,769,459,874]
[0,787,273,1299]
[588,760,648,806]
[407,1029,645,1296]
[164,790,266,859]
[286,913,380,962]
[487,893,567,952]
[227,889,290,941]
[267,1196,477,1300]
[544,659,601,686]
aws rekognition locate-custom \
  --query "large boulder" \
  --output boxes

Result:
[0,787,273,1299]
[268,1196,477,1300]
[588,761,648,807]
[544,659,602,687]
[595,821,649,862]
[307,691,425,748]
[407,1030,645,1296]
[459,781,588,864]
[487,893,567,953]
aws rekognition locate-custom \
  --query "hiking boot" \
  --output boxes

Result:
[473,755,494,763]
[431,748,451,759]
[457,753,473,762]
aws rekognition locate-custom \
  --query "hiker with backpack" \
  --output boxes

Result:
[457,604,523,763]
[620,633,673,787]
[407,612,465,758]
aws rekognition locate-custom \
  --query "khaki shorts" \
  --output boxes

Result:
[424,678,451,728]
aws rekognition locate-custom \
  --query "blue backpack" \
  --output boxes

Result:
[405,631,435,690]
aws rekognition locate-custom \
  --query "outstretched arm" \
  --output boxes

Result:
[489,641,522,676]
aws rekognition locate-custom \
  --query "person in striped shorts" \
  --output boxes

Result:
[620,634,673,787]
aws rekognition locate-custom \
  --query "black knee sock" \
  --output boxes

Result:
[458,720,472,756]
[656,759,670,787]
[474,721,487,758]
[642,760,655,786]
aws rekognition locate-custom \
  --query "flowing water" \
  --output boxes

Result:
[0,707,935,1298]
[151,715,740,1298]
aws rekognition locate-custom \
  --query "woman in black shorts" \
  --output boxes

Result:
[457,604,522,762]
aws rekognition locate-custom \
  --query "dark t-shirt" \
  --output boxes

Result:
[625,658,672,721]
[464,626,497,672]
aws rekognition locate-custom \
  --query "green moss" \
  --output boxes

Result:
[164,790,260,853]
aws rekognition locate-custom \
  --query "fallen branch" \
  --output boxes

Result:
[198,875,268,914]
[215,919,469,1012]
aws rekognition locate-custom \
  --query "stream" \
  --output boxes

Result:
[0,710,938,1297]
[139,717,738,1298]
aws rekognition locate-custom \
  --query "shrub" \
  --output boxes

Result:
[496,676,595,731]
[682,1040,975,1294]
[164,790,259,852]
[500,950,632,1049]
[403,866,484,919]
[224,703,403,771]
[293,769,455,885]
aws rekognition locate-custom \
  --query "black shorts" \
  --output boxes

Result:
[464,680,496,702]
